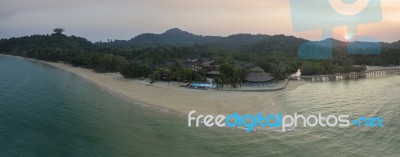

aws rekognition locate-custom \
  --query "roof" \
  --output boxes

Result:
[201,61,213,67]
[245,72,274,82]
[206,70,220,75]
[250,66,265,72]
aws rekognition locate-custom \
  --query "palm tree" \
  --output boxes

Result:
[212,77,222,90]
[169,61,182,85]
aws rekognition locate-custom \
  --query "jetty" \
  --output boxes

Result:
[301,66,400,82]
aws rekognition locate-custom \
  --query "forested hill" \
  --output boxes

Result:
[0,33,92,51]
[1,28,400,77]
[94,28,400,57]
[95,28,273,49]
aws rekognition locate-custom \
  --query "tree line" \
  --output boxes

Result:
[1,29,400,83]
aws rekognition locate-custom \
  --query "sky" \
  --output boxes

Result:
[0,0,399,42]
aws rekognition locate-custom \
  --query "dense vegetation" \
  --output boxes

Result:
[1,28,400,85]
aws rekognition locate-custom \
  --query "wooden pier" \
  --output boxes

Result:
[301,67,400,82]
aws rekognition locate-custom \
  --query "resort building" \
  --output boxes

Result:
[243,66,275,87]
[206,70,221,78]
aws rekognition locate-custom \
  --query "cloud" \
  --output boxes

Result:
[0,0,398,42]
[0,0,285,16]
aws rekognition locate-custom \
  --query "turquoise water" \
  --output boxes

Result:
[0,55,399,156]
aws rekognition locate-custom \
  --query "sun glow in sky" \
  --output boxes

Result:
[345,33,354,41]
[0,0,399,42]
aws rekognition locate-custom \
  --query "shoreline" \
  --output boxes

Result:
[1,54,307,116]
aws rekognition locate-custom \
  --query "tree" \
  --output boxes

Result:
[95,54,114,72]
[53,28,65,35]
[95,54,128,72]
[180,68,192,82]
[219,63,234,78]
[168,61,182,85]
[121,62,150,78]
[214,77,224,89]
[218,63,244,87]
[112,55,128,72]
[150,69,162,82]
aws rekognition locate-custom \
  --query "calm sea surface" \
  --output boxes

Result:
[0,55,399,157]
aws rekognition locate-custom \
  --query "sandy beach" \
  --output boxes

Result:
[12,55,307,116]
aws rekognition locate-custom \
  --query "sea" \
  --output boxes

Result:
[0,55,399,157]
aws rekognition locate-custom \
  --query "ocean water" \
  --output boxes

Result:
[0,55,399,157]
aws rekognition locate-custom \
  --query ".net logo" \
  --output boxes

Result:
[352,116,384,127]
[187,110,384,132]
[290,0,382,59]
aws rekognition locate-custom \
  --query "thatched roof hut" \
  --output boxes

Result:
[206,70,220,75]
[245,66,274,82]
[206,70,220,78]
[250,66,265,72]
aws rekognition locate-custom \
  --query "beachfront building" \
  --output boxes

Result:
[242,66,275,87]
[199,59,222,78]
[206,70,220,78]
